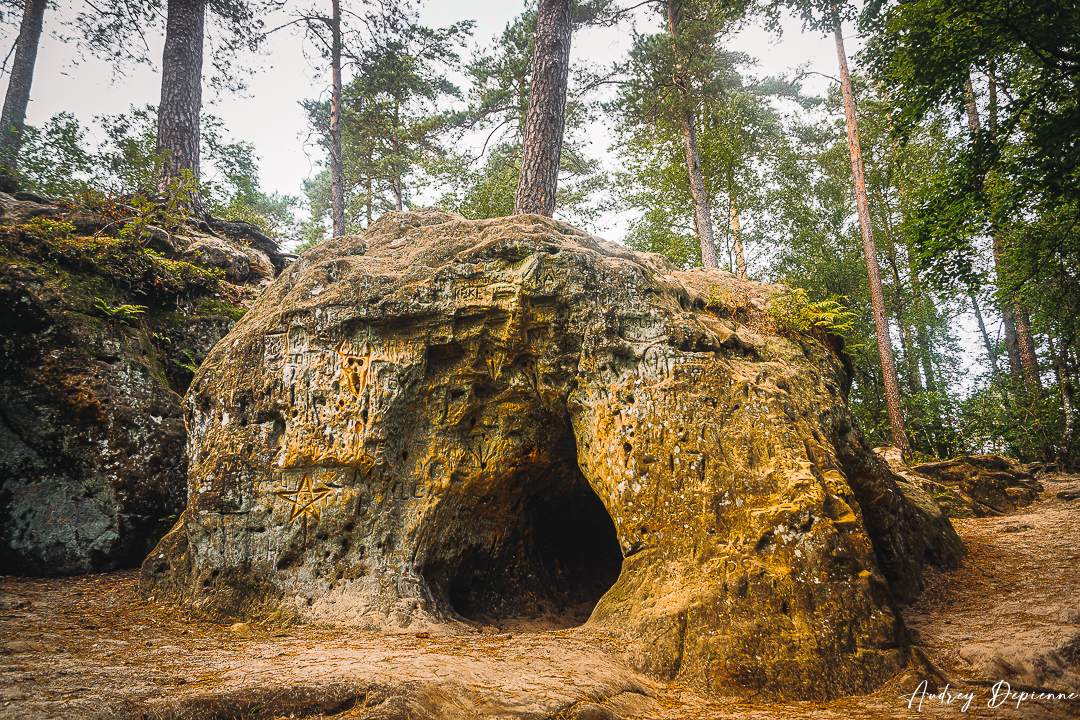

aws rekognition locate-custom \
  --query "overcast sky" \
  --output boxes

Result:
[18,0,852,225]
[14,3,994,376]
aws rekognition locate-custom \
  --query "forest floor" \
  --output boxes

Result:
[2,475,1079,720]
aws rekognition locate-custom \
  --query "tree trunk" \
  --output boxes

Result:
[963,74,979,135]
[157,0,206,214]
[0,0,48,175]
[365,176,373,228]
[730,195,746,279]
[992,234,1024,380]
[834,19,910,456]
[968,71,1030,385]
[971,293,1001,377]
[1015,309,1041,391]
[514,0,572,218]
[667,0,717,269]
[329,0,345,237]
[392,100,403,212]
[1049,333,1075,468]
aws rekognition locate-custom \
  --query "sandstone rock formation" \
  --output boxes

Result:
[913,455,1042,516]
[0,193,281,575]
[876,448,1044,517]
[143,210,964,700]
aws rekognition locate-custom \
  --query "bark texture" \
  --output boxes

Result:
[513,0,572,218]
[1015,308,1041,391]
[328,0,345,237]
[156,0,206,211]
[0,0,48,174]
[667,0,717,269]
[834,22,909,456]
[730,196,745,278]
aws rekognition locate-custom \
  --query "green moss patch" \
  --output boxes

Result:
[0,223,225,302]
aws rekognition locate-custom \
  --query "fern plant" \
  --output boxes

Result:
[94,297,147,324]
[767,288,858,337]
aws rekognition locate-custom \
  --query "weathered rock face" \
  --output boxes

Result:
[914,455,1042,516]
[143,210,964,700]
[0,194,274,575]
[877,448,1043,517]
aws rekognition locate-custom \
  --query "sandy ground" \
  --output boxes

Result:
[2,476,1078,720]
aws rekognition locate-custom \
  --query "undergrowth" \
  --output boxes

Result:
[0,218,240,304]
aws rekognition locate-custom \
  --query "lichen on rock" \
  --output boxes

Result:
[0,193,276,575]
[143,209,965,700]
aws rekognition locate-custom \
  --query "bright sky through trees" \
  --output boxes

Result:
[17,0,841,224]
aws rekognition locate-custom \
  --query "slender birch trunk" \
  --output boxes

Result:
[970,294,1001,377]
[665,0,717,268]
[328,0,345,237]
[834,18,910,455]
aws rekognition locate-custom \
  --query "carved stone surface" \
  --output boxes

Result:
[143,210,964,700]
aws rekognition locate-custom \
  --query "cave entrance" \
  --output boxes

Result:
[423,460,624,631]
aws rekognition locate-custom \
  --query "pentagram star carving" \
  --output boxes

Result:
[274,474,331,523]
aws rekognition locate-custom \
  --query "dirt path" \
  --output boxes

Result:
[2,477,1078,720]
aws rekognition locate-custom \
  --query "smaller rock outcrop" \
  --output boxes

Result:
[0,192,288,575]
[875,448,1042,517]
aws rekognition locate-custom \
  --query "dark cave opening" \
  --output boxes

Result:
[423,461,624,630]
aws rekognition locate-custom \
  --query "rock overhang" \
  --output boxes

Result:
[143,209,965,700]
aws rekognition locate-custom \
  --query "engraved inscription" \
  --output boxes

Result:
[274,474,331,522]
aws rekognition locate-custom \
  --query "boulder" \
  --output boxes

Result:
[0,192,59,225]
[181,235,254,282]
[874,447,977,518]
[912,455,1042,516]
[0,255,238,575]
[141,225,188,255]
[142,210,964,700]
[241,244,276,283]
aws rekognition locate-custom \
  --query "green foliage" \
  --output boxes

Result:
[93,297,147,323]
[426,146,518,220]
[117,171,199,240]
[0,222,226,302]
[23,218,76,241]
[767,288,858,336]
[959,376,1061,459]
[864,0,1080,221]
[176,349,202,375]
[16,106,297,239]
[16,114,96,198]
[194,297,248,322]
